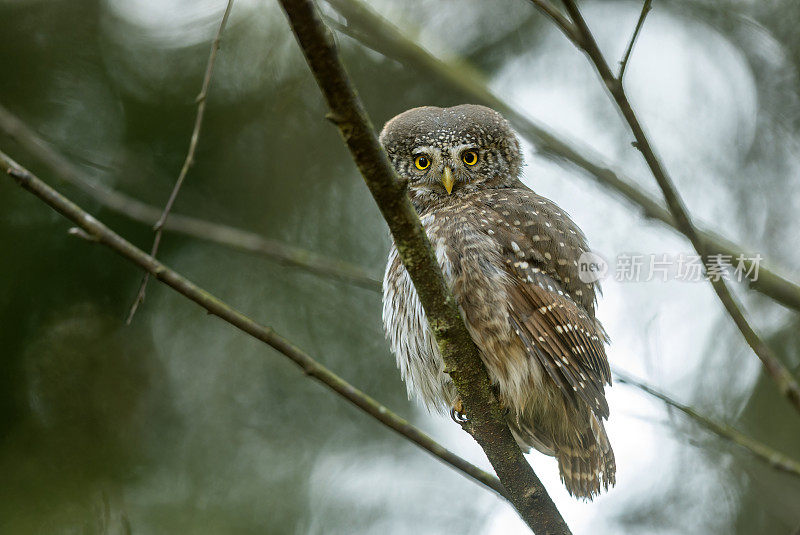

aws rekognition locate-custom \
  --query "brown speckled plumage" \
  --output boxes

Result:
[380,105,615,499]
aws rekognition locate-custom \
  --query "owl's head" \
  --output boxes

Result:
[379,104,523,206]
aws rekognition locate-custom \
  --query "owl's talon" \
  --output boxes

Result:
[450,399,468,424]
[450,406,468,424]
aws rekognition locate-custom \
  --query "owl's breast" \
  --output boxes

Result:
[382,210,537,411]
[381,213,462,410]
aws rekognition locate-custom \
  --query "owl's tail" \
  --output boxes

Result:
[556,419,616,500]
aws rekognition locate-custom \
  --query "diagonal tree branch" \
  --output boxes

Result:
[542,0,800,415]
[277,1,569,532]
[0,103,380,291]
[128,0,235,323]
[0,149,507,501]
[323,0,800,314]
[613,368,800,479]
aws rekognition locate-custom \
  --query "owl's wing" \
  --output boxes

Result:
[472,186,602,314]
[506,266,610,418]
[472,187,611,418]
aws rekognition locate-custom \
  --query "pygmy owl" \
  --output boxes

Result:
[380,104,614,499]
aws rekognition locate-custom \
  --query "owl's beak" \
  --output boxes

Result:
[441,166,454,195]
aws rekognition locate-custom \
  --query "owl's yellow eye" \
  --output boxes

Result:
[414,155,431,170]
[462,150,479,166]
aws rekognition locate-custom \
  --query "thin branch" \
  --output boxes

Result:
[0,149,507,501]
[617,0,652,81]
[277,1,569,533]
[549,0,800,414]
[128,0,235,323]
[323,0,800,314]
[0,103,380,291]
[613,369,800,479]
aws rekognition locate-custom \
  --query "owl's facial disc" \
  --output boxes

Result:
[379,104,523,201]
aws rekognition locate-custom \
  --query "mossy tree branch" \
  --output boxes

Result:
[277,0,570,532]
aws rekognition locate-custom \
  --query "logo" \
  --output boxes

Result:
[578,251,609,283]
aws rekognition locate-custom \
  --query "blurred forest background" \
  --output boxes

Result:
[1,0,800,533]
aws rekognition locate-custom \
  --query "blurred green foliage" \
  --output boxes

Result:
[1,0,799,533]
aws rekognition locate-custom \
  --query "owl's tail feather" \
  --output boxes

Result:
[556,429,616,500]
[507,413,616,499]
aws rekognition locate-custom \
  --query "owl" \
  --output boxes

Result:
[380,104,614,499]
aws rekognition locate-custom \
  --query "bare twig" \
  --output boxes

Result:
[128,0,235,323]
[0,149,507,501]
[324,0,800,313]
[617,0,652,81]
[0,103,380,291]
[546,0,800,414]
[277,1,569,532]
[614,369,800,479]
